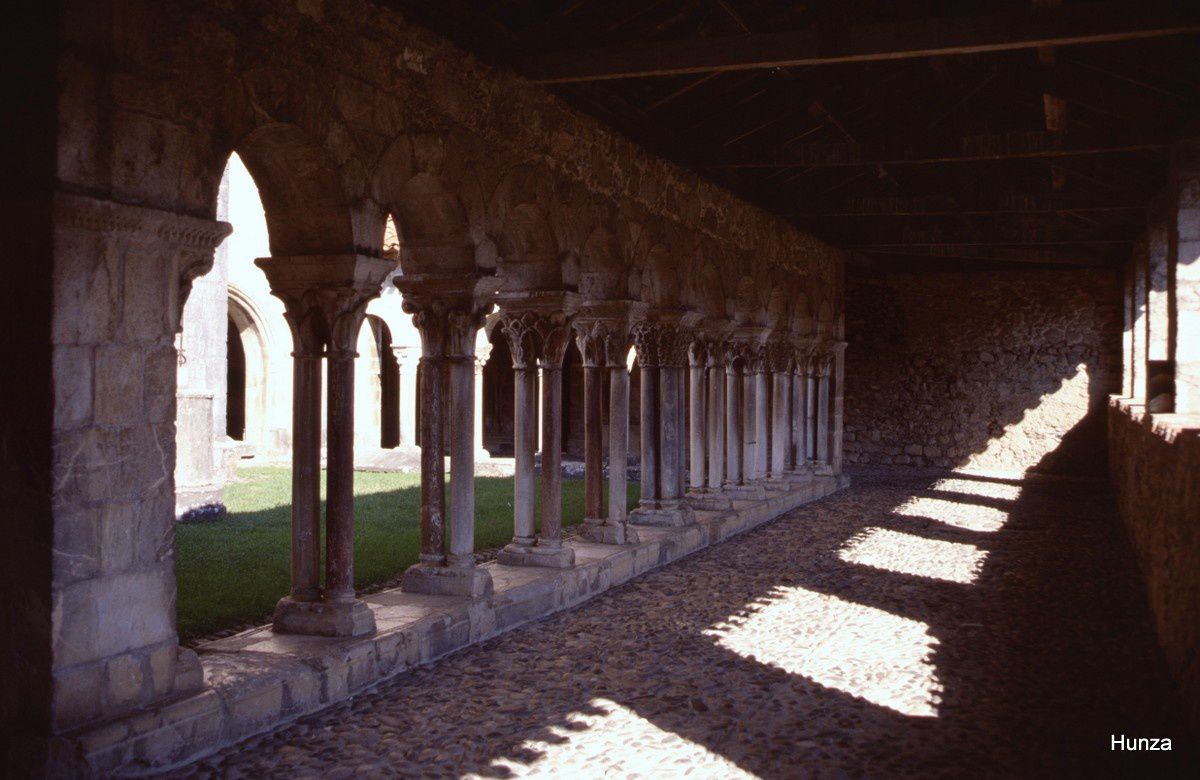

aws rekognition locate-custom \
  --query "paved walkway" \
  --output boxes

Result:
[172,471,1192,778]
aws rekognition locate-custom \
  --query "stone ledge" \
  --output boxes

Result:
[53,475,844,776]
[1109,395,1200,444]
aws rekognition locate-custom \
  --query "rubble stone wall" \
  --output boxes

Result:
[843,267,1122,475]
[1108,403,1200,729]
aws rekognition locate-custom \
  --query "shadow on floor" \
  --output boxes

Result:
[175,469,1194,779]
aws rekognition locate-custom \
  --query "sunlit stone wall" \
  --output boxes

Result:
[843,268,1121,474]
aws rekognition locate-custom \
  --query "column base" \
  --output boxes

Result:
[686,490,733,511]
[497,541,576,568]
[272,596,376,638]
[723,482,767,500]
[173,647,204,694]
[629,500,696,527]
[580,518,640,545]
[401,562,494,598]
[812,463,834,476]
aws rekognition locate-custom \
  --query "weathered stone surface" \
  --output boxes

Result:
[1108,400,1200,730]
[844,268,1121,474]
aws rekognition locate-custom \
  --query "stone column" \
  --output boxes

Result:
[768,341,791,481]
[792,348,811,470]
[742,365,757,481]
[805,358,818,465]
[257,254,393,637]
[753,352,770,482]
[607,348,635,540]
[637,337,660,509]
[289,348,322,602]
[324,346,356,604]
[705,344,729,497]
[496,293,578,568]
[392,346,418,448]
[396,275,496,597]
[687,341,707,494]
[830,342,847,476]
[474,338,492,457]
[573,303,644,544]
[630,315,697,527]
[724,349,742,487]
[815,352,832,471]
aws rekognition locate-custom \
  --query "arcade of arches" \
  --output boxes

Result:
[2,0,1199,776]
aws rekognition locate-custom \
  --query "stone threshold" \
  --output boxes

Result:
[60,474,847,777]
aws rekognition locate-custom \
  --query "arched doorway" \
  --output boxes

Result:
[226,289,269,453]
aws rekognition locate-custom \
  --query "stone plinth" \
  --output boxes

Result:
[55,474,846,776]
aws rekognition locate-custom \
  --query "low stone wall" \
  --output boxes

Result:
[844,267,1121,475]
[1107,399,1200,730]
[52,476,844,776]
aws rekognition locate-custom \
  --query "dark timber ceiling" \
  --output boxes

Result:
[383,0,1200,271]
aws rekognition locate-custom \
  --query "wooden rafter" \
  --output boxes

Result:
[530,1,1200,83]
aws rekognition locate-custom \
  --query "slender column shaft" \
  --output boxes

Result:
[325,354,357,602]
[676,368,688,497]
[418,356,446,563]
[608,365,630,522]
[707,364,724,490]
[540,365,564,544]
[689,362,705,491]
[805,372,817,462]
[640,364,660,502]
[742,373,755,480]
[725,366,741,484]
[290,354,322,601]
[512,367,537,546]
[771,371,788,476]
[448,356,475,567]
[583,364,604,518]
[754,369,769,480]
[817,370,831,464]
[831,350,845,473]
[473,358,486,456]
[791,368,803,468]
[659,366,681,500]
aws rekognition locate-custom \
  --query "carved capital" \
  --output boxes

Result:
[495,290,580,369]
[395,272,500,359]
[256,255,395,357]
[766,339,795,374]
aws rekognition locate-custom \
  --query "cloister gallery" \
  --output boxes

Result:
[2,0,1199,776]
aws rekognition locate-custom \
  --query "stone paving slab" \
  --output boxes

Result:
[165,468,1194,779]
[58,476,843,776]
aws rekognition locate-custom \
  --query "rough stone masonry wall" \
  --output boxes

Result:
[844,267,1122,475]
[1108,404,1200,729]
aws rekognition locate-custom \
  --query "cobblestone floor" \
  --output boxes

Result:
[173,470,1194,778]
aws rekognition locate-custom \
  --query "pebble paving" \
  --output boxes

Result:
[172,470,1194,778]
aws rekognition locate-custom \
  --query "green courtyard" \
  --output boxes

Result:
[175,467,638,642]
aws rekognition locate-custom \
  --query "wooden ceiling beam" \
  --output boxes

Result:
[529,1,1200,83]
[858,246,1117,268]
[701,129,1168,168]
[796,193,1144,217]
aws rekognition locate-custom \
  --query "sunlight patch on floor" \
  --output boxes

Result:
[896,496,1009,532]
[703,586,942,718]
[470,698,759,779]
[930,477,1022,502]
[840,527,988,584]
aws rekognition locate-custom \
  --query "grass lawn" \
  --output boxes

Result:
[175,467,639,642]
